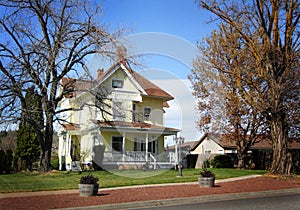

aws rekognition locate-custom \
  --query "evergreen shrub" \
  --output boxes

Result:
[210,154,234,168]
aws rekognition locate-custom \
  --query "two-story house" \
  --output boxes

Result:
[57,60,180,171]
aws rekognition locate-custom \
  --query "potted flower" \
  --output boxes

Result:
[78,174,99,196]
[198,169,215,188]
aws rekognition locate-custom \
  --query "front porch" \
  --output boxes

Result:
[100,150,177,170]
[60,121,181,171]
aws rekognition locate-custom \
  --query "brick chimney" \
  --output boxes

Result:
[97,69,104,81]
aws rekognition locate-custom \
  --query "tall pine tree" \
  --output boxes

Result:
[16,87,43,171]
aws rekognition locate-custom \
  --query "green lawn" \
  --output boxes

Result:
[0,168,267,193]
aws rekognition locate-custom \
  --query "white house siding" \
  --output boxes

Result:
[111,92,142,122]
[137,97,164,125]
[190,139,225,155]
[79,133,92,163]
[57,63,178,171]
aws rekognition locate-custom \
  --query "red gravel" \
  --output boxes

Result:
[1,176,300,210]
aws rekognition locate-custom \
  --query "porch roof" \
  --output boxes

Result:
[91,120,180,134]
[62,123,80,131]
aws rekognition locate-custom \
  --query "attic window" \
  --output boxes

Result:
[112,79,124,88]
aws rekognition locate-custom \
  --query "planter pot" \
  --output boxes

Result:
[78,184,99,196]
[198,177,215,188]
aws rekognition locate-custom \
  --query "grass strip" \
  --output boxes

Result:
[0,168,267,193]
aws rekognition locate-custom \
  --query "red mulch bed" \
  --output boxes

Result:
[1,176,300,210]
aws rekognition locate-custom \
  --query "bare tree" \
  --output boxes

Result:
[192,0,300,174]
[0,0,120,172]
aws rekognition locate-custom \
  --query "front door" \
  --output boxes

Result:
[112,136,123,153]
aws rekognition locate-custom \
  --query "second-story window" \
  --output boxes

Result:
[112,79,124,88]
[144,107,151,119]
[113,101,125,121]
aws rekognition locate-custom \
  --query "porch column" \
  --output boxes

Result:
[58,134,66,170]
[145,132,149,162]
[175,137,178,165]
[67,134,71,158]
[97,130,102,145]
[122,132,126,162]
[66,134,72,170]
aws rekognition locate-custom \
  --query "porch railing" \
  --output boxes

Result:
[149,153,157,169]
[102,151,176,165]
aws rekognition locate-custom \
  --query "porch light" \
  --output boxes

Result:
[174,136,185,177]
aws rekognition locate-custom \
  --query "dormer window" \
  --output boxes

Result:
[112,79,124,88]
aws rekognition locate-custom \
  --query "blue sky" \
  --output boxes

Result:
[95,0,217,143]
[101,0,216,44]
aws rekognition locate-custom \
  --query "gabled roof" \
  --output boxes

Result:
[190,133,300,151]
[61,60,174,101]
[97,60,174,101]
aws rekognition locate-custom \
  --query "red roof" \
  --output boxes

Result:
[91,120,180,132]
[163,102,170,108]
[64,60,174,101]
[104,60,174,100]
[62,123,80,131]
[130,71,174,100]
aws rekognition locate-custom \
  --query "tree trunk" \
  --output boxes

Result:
[40,147,52,172]
[39,114,54,172]
[236,136,249,169]
[269,113,290,175]
[237,152,247,169]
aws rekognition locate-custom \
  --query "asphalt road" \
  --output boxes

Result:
[131,193,300,210]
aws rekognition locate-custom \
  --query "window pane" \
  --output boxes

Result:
[112,79,124,88]
[144,108,151,118]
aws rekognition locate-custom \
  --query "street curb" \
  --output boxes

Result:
[59,188,300,210]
